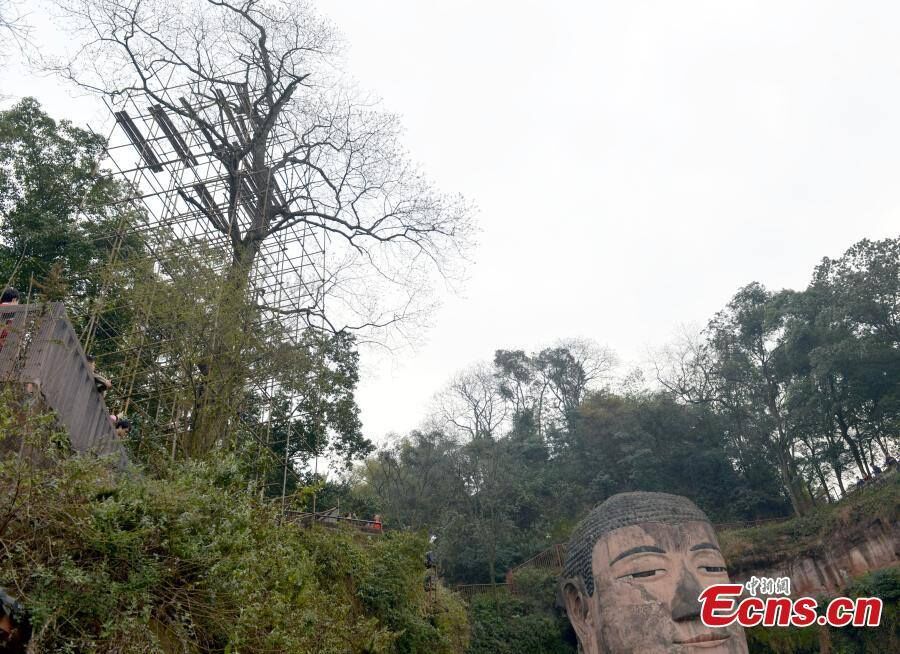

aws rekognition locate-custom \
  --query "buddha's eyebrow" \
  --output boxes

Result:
[690,542,720,552]
[609,545,665,565]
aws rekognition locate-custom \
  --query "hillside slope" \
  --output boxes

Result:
[0,406,469,653]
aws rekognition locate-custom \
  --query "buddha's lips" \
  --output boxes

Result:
[674,632,730,645]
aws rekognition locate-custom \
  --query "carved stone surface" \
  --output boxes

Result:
[731,519,899,597]
[561,492,749,654]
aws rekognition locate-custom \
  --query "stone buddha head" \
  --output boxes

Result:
[561,492,748,653]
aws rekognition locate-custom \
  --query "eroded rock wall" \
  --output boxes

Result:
[731,519,898,596]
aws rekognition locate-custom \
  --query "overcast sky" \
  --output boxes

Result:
[3,1,899,442]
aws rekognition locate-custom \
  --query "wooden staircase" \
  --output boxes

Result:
[0,303,128,468]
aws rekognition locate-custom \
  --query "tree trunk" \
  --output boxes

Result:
[774,447,810,516]
[836,413,868,478]
[488,548,496,587]
[812,462,833,503]
[189,240,259,457]
[833,462,846,495]
[765,381,811,515]
[804,477,818,506]
[873,434,890,460]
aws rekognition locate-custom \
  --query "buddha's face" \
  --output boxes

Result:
[564,521,748,654]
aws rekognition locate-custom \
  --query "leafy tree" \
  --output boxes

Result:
[257,330,371,495]
[561,391,787,522]
[814,238,900,346]
[351,237,900,591]
[54,0,473,453]
[808,239,900,462]
[701,283,811,515]
[367,430,466,530]
[0,97,143,306]
[494,339,614,441]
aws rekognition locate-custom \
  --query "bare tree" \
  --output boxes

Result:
[547,337,617,407]
[49,0,473,454]
[653,324,718,404]
[437,362,508,441]
[0,0,29,63]
[527,339,614,437]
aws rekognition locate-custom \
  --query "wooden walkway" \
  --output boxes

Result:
[282,509,385,535]
[0,302,128,468]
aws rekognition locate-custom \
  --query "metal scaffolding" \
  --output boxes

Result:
[83,81,330,497]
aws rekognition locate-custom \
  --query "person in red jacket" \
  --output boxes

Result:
[0,287,20,350]
[0,587,30,653]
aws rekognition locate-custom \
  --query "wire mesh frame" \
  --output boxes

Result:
[83,82,331,499]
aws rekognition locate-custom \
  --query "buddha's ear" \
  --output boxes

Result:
[561,577,598,652]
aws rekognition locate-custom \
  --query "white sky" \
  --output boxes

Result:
[3,1,900,443]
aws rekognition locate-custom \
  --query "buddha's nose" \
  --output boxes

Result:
[671,565,703,622]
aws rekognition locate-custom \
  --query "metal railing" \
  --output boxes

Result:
[453,583,510,601]
[509,543,567,576]
[0,302,128,468]
[712,516,792,531]
[282,509,384,534]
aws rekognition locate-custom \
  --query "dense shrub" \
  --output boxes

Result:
[743,568,899,653]
[0,405,469,653]
[830,566,900,654]
[744,624,821,653]
[467,593,573,654]
[466,568,574,654]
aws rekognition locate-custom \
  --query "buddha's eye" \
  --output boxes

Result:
[700,566,727,573]
[620,569,662,580]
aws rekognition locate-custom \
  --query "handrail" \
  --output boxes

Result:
[453,583,510,600]
[282,509,385,533]
[508,542,567,577]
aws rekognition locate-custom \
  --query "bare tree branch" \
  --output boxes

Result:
[48,0,474,343]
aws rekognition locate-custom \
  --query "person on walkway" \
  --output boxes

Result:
[0,287,19,350]
[372,514,383,533]
[0,587,30,653]
[115,417,132,439]
[86,355,113,397]
[0,287,19,305]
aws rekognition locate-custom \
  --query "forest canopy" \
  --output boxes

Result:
[338,236,900,585]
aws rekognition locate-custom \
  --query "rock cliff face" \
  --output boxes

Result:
[729,515,898,597]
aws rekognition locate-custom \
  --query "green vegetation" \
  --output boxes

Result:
[720,472,900,572]
[460,492,900,654]
[744,567,900,653]
[0,97,373,477]
[833,566,900,653]
[347,236,900,589]
[0,97,143,301]
[2,6,900,649]
[467,568,574,654]
[0,402,469,653]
